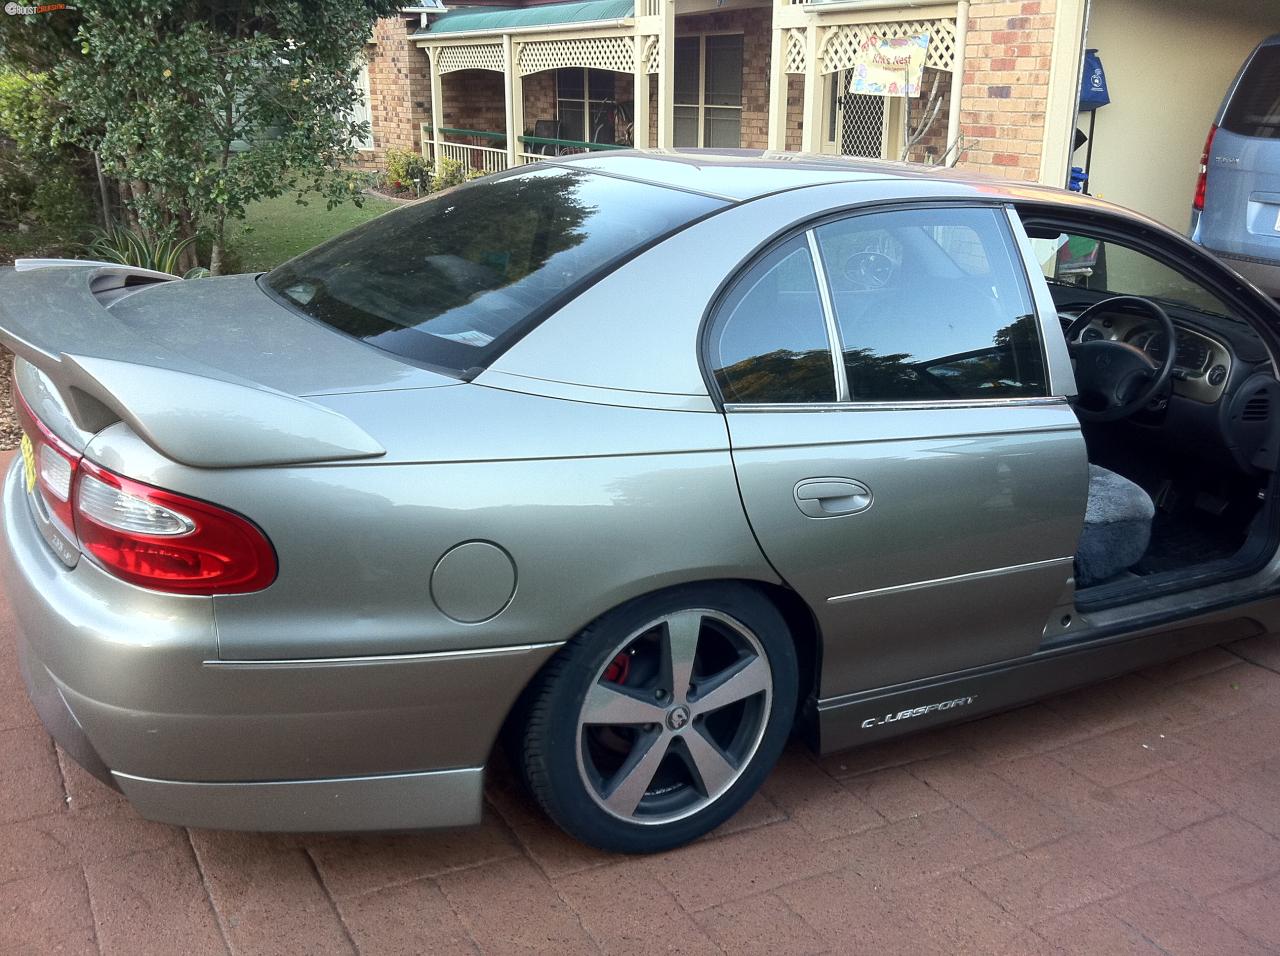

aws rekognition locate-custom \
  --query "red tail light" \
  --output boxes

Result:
[1193,124,1217,212]
[73,460,276,595]
[15,388,276,595]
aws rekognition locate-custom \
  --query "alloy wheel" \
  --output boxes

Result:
[574,608,773,825]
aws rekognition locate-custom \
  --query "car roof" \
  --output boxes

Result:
[552,148,1106,207]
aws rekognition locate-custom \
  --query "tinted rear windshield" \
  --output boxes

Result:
[264,166,725,375]
[1222,45,1280,139]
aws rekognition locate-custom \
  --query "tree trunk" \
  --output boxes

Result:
[93,152,112,230]
[209,210,227,276]
[176,211,198,274]
[118,180,134,228]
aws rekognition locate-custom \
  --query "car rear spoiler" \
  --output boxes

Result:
[0,263,384,468]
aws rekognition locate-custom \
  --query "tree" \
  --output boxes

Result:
[6,1,399,273]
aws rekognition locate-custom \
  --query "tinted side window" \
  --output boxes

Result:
[1222,46,1280,140]
[708,235,836,404]
[814,207,1046,402]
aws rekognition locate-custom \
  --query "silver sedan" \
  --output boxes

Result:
[5,151,1280,853]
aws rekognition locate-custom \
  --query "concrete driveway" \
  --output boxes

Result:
[3,560,1280,953]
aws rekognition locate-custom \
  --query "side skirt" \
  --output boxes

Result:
[814,617,1262,754]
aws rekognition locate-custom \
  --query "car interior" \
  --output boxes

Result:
[1024,222,1280,610]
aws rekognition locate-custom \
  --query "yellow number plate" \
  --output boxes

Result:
[19,433,36,494]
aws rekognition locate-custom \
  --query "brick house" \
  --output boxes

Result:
[355,0,1274,227]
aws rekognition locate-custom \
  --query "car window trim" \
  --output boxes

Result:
[722,396,1071,413]
[700,199,1052,412]
[805,229,851,402]
[1002,205,1075,399]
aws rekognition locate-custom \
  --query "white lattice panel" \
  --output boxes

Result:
[784,28,806,74]
[643,35,660,75]
[435,43,506,74]
[518,36,635,76]
[819,19,956,75]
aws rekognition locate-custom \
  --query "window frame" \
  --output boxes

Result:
[1017,205,1280,330]
[673,31,745,149]
[555,68,619,144]
[700,200,1059,412]
[351,62,375,152]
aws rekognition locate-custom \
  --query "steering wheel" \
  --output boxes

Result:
[1064,295,1177,423]
[843,251,895,289]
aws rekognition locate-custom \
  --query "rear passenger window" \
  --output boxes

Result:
[813,206,1046,402]
[707,235,836,404]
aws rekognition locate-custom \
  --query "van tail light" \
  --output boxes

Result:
[1193,124,1217,212]
[73,460,277,595]
[14,384,276,595]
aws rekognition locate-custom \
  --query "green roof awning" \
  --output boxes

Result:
[414,0,634,37]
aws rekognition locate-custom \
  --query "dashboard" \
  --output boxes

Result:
[1071,311,1234,404]
[1049,287,1277,476]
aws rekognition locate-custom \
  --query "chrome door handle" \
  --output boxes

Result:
[793,478,873,518]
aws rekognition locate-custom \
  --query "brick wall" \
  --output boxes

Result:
[523,71,558,140]
[357,16,432,172]
[784,73,803,152]
[905,68,952,164]
[956,0,1056,181]
[440,70,508,135]
[648,74,657,146]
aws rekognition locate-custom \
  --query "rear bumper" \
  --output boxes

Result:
[1,457,554,830]
[113,767,484,832]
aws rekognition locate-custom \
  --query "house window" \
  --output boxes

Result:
[674,34,743,148]
[556,69,619,144]
[352,62,374,151]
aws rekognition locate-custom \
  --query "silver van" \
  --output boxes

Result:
[1191,34,1280,297]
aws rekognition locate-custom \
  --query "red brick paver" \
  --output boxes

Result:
[3,549,1280,952]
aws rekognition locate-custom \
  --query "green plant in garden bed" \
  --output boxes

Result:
[85,224,200,276]
[384,147,432,196]
[432,157,484,192]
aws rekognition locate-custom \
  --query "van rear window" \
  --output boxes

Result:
[1222,46,1280,139]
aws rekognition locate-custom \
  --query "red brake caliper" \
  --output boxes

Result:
[603,651,631,684]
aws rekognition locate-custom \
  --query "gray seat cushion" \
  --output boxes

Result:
[1076,465,1155,588]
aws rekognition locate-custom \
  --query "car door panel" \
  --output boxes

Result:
[729,403,1086,695]
[709,203,1089,702]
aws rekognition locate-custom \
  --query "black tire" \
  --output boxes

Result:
[517,583,798,854]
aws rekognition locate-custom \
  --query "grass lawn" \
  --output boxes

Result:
[224,191,399,273]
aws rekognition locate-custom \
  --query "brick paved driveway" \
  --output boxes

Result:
[3,581,1280,953]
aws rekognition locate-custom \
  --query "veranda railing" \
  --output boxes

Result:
[424,126,510,174]
[421,126,630,174]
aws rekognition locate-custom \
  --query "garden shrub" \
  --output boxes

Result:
[0,69,95,235]
[432,156,478,192]
[384,147,431,194]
